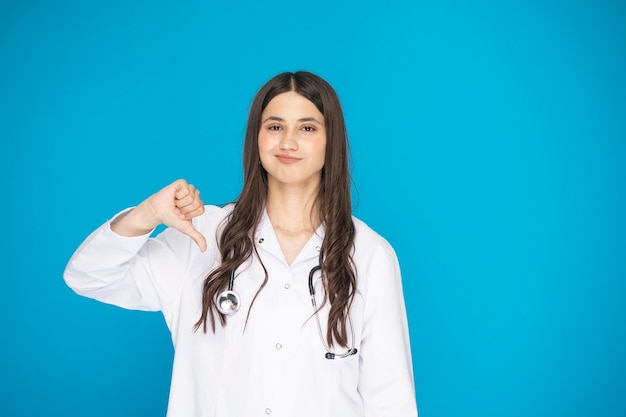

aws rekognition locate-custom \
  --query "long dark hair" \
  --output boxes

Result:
[195,71,356,348]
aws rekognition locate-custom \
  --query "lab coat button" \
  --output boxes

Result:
[284,283,290,289]
[265,408,272,414]
[258,238,264,244]
[315,245,321,252]
[275,343,282,350]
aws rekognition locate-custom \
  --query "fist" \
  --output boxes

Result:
[145,179,207,251]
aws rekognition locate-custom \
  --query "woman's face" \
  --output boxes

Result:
[258,91,327,190]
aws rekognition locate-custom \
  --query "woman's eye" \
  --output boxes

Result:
[268,125,281,131]
[302,125,316,132]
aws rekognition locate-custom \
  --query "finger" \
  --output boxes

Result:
[175,194,196,209]
[177,190,203,212]
[175,182,195,201]
[173,179,189,196]
[179,204,205,220]
[180,222,207,252]
[176,202,203,219]
[176,187,200,209]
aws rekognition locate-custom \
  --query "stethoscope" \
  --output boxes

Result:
[216,255,358,360]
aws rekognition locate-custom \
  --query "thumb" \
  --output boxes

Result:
[178,221,207,252]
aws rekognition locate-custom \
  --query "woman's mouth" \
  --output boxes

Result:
[276,154,301,164]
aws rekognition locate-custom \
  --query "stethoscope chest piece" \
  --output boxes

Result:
[217,290,240,315]
[217,270,240,315]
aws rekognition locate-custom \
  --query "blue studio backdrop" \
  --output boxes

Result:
[1,1,625,416]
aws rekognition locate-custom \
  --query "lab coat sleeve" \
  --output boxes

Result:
[357,240,418,417]
[63,208,209,319]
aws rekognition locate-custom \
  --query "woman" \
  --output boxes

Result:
[64,71,417,417]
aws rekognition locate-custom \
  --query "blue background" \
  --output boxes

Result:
[1,1,625,416]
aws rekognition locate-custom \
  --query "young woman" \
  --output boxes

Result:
[64,71,418,417]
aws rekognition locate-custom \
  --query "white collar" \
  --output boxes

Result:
[254,209,324,266]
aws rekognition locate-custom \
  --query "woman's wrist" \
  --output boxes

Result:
[111,201,160,236]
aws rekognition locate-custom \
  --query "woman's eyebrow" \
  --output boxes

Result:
[299,117,323,124]
[261,116,323,124]
[262,116,284,124]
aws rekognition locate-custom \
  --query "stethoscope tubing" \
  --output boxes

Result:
[216,252,357,359]
[308,262,358,359]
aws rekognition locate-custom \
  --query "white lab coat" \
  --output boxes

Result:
[64,205,417,417]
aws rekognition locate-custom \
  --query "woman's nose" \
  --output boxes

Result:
[279,128,298,150]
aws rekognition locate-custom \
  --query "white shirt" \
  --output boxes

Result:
[64,205,417,417]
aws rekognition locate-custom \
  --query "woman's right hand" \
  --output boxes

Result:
[111,179,207,252]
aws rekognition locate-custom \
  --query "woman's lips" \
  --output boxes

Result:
[276,155,301,164]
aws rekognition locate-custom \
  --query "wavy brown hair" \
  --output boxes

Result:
[195,71,356,348]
